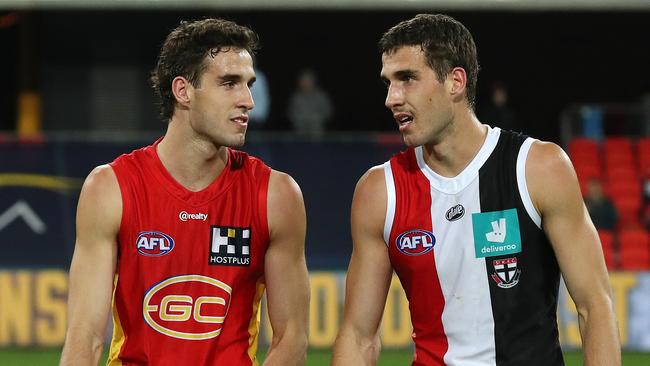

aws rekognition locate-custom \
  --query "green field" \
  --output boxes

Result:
[1,348,649,365]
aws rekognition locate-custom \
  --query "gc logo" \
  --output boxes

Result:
[143,275,232,340]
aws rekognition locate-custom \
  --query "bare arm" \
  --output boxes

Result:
[262,170,309,366]
[60,165,120,366]
[332,166,393,366]
[527,142,620,366]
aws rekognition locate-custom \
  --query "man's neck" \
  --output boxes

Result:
[421,111,488,178]
[156,119,229,192]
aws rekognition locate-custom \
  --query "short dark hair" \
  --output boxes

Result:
[379,14,479,109]
[151,18,260,121]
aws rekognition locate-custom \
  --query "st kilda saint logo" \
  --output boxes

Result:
[491,257,521,288]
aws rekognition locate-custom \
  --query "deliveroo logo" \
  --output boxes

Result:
[472,208,522,258]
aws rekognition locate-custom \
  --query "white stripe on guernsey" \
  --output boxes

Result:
[416,126,501,194]
[432,179,497,365]
[383,161,396,245]
[516,138,542,229]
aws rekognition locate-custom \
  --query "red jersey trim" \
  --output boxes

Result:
[387,148,449,365]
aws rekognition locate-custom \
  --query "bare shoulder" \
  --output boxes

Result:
[267,169,306,239]
[354,164,386,202]
[526,141,580,214]
[268,169,304,208]
[527,141,573,175]
[352,165,387,235]
[79,165,121,205]
[77,164,122,234]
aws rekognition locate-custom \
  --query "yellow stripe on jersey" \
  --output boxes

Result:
[107,275,124,366]
[247,280,266,366]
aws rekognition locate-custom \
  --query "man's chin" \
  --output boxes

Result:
[227,135,246,148]
[402,135,418,147]
[208,134,246,149]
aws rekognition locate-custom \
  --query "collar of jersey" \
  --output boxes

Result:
[144,137,235,206]
[415,126,500,194]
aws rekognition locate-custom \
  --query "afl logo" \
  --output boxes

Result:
[136,231,175,257]
[143,275,232,341]
[446,204,465,221]
[396,230,436,256]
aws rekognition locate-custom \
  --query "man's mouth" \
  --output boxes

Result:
[394,112,414,128]
[231,115,249,126]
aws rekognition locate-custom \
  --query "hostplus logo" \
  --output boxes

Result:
[209,226,251,266]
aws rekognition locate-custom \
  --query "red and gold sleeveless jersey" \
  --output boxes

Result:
[107,139,271,366]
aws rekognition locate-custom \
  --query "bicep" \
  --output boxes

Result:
[264,171,309,333]
[67,165,121,335]
[340,167,393,338]
[527,143,610,308]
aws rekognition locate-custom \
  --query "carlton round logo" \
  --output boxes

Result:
[143,275,232,340]
[396,229,436,256]
[136,231,175,257]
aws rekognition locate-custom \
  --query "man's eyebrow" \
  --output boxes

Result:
[217,74,256,86]
[394,69,418,79]
[380,69,418,82]
[218,74,243,82]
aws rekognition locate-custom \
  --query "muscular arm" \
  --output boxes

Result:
[332,166,393,366]
[60,165,120,366]
[262,170,309,366]
[527,142,620,366]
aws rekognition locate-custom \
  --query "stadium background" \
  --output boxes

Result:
[1,0,649,365]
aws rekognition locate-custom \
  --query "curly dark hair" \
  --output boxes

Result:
[151,18,260,121]
[379,14,480,110]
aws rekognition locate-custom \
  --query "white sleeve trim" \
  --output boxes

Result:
[383,161,396,246]
[517,138,542,228]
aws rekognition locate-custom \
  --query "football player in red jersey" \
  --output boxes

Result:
[333,14,619,366]
[61,18,309,366]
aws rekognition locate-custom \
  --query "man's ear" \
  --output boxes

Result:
[448,67,467,102]
[171,76,192,107]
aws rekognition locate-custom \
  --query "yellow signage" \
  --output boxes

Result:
[0,270,646,349]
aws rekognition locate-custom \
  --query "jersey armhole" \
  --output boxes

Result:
[107,162,127,239]
[383,161,396,246]
[257,168,272,244]
[517,138,542,229]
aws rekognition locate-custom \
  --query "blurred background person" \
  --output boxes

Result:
[480,80,515,131]
[287,69,333,137]
[250,66,271,127]
[585,178,618,231]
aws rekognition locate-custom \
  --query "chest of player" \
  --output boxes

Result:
[387,178,525,286]
[117,183,268,285]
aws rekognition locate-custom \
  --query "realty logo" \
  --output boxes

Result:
[179,211,208,222]
[472,208,522,258]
